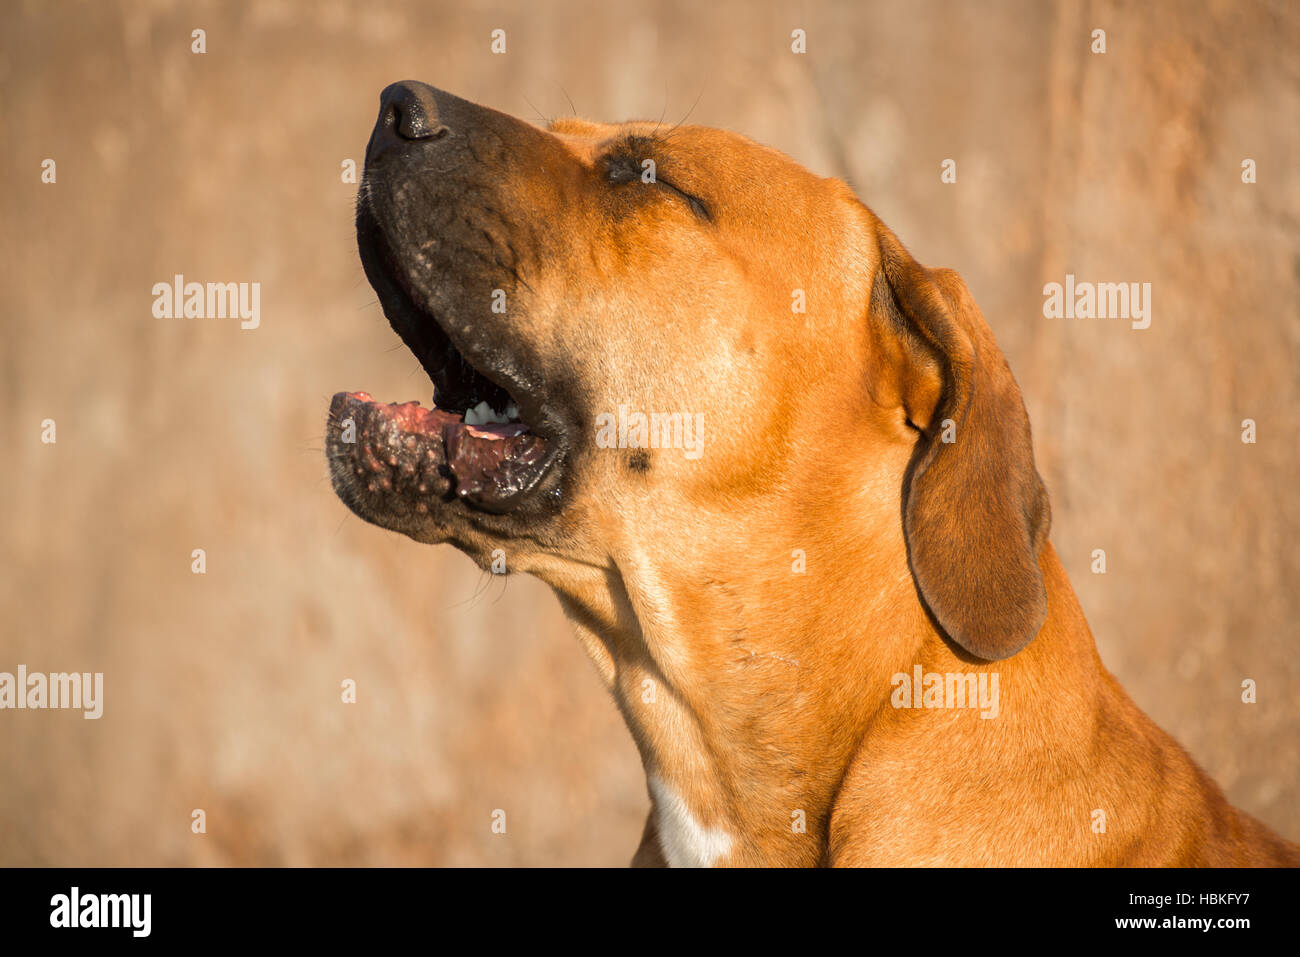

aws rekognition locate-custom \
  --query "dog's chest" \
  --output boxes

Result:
[647,774,733,868]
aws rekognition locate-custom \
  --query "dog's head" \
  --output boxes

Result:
[328,81,1050,661]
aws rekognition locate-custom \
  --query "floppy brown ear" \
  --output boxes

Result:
[870,224,1051,661]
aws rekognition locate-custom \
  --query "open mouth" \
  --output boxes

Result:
[329,209,557,515]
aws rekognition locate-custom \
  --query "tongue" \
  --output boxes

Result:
[462,422,530,438]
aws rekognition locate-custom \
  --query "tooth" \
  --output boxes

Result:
[465,400,515,425]
[464,400,511,426]
[505,402,519,420]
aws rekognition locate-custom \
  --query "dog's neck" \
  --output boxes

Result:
[546,533,1105,866]
[540,458,983,865]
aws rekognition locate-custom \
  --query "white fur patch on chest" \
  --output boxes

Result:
[648,773,733,867]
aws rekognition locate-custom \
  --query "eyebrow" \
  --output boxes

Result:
[605,132,669,160]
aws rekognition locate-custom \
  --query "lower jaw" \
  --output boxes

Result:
[328,391,554,515]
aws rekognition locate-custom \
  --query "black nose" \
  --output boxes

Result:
[367,80,448,163]
[380,80,446,139]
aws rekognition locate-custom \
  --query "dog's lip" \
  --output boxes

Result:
[331,390,561,513]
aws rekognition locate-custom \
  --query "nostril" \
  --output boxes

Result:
[380,82,448,142]
[400,110,448,140]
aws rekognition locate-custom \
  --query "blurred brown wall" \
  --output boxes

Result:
[1,0,1296,865]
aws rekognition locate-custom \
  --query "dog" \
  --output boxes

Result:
[327,81,1299,867]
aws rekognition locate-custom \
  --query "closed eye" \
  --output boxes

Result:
[606,153,710,221]
[656,176,711,221]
